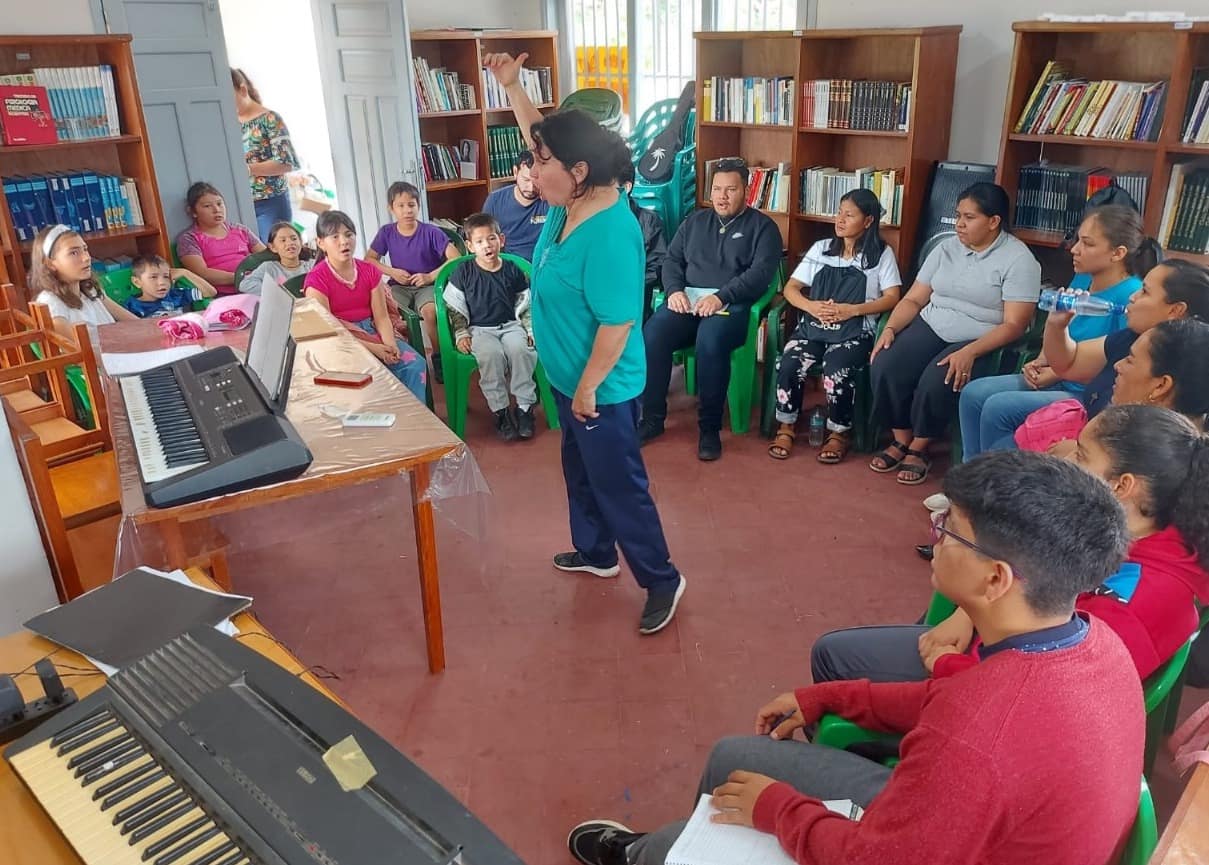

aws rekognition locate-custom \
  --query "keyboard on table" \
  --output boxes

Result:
[6,627,526,865]
[117,347,311,508]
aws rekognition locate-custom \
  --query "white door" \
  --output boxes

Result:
[97,0,255,241]
[310,0,424,249]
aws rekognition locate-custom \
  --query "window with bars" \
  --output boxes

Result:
[567,0,799,125]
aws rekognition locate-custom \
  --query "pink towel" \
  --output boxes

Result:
[202,294,259,331]
[157,313,206,341]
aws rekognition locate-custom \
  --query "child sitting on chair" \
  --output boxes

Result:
[176,181,266,293]
[239,221,315,295]
[123,255,217,317]
[443,212,538,441]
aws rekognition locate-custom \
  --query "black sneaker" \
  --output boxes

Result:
[567,820,643,865]
[697,429,722,461]
[553,551,620,578]
[431,352,444,384]
[515,406,536,440]
[639,575,686,635]
[915,544,934,562]
[637,417,664,446]
[494,408,518,442]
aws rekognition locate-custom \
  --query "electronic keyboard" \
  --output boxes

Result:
[118,347,312,508]
[5,627,526,865]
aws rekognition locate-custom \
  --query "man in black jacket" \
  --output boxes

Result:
[639,157,782,460]
[618,163,668,324]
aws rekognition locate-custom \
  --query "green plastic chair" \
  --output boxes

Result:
[559,87,623,132]
[1121,779,1158,865]
[439,225,468,256]
[628,99,697,236]
[233,250,278,290]
[432,254,559,437]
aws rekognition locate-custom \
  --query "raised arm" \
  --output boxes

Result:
[1044,310,1109,384]
[482,52,543,148]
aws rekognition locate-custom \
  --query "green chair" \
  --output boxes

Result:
[282,274,307,298]
[1121,779,1158,865]
[96,267,209,312]
[233,250,278,290]
[432,254,559,437]
[439,225,468,256]
[627,99,697,236]
[559,87,623,132]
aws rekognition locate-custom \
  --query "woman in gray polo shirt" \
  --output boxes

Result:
[868,183,1040,484]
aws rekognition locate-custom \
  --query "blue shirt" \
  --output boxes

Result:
[483,185,549,262]
[123,285,194,318]
[531,196,645,404]
[979,613,1089,660]
[1057,272,1139,393]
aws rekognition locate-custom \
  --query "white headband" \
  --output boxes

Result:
[42,224,72,257]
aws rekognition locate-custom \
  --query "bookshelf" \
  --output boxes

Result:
[0,35,168,296]
[693,27,961,274]
[996,21,1209,268]
[410,30,559,225]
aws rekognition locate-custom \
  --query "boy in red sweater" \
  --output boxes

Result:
[568,451,1145,865]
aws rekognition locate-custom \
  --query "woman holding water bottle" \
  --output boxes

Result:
[956,206,1160,458]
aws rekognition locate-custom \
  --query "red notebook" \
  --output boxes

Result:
[0,84,57,145]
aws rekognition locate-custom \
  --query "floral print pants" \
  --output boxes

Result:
[774,327,874,431]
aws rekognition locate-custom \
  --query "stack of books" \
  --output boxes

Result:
[798,166,903,225]
[420,142,464,183]
[0,68,123,141]
[1158,164,1209,255]
[799,80,911,132]
[413,59,477,113]
[487,125,526,178]
[1180,67,1209,145]
[701,76,795,125]
[2,171,143,241]
[1013,61,1166,142]
[481,66,553,109]
[1014,163,1150,234]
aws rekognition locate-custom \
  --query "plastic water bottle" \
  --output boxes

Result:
[808,406,827,447]
[1039,288,1126,317]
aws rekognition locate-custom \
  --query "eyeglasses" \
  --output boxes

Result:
[929,510,997,558]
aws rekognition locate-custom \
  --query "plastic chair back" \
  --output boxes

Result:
[96,268,138,305]
[234,250,278,290]
[440,225,468,256]
[629,98,680,160]
[629,101,697,234]
[1120,778,1158,865]
[282,274,307,298]
[560,87,623,131]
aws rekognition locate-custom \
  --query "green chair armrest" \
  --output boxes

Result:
[1143,639,1192,714]
[814,714,902,752]
[924,592,958,627]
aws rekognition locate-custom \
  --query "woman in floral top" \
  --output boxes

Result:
[232,68,299,240]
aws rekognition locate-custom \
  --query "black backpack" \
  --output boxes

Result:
[637,81,695,184]
[1062,181,1140,249]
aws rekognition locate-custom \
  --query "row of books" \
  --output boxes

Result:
[1014,163,1149,234]
[0,68,121,142]
[800,80,911,132]
[481,66,554,109]
[420,141,475,183]
[3,171,144,242]
[1181,67,1209,144]
[1158,164,1209,254]
[487,125,526,178]
[703,160,791,213]
[798,165,903,225]
[1013,62,1166,141]
[701,76,795,126]
[412,58,476,113]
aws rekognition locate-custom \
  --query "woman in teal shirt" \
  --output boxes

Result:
[484,52,686,635]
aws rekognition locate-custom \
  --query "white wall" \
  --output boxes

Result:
[0,426,59,634]
[406,0,543,30]
[814,1,1206,165]
[0,0,94,32]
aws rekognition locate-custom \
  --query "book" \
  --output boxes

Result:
[0,84,57,145]
[702,75,795,125]
[799,79,910,132]
[29,65,122,140]
[1014,63,1165,141]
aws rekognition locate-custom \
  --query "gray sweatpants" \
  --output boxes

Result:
[627,735,891,864]
[471,321,537,413]
[810,625,931,684]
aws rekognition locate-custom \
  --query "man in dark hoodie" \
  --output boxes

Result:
[639,157,782,461]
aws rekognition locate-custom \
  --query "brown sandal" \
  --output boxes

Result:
[818,431,850,464]
[768,427,796,460]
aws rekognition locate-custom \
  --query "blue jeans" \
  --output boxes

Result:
[958,374,1070,458]
[254,192,292,242]
[354,318,427,402]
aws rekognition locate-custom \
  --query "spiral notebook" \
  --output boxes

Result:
[664,794,862,865]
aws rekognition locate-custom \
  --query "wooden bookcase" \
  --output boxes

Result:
[694,27,961,274]
[0,35,168,297]
[996,21,1209,269]
[410,29,560,225]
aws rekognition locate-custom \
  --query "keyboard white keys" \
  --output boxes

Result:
[119,374,208,484]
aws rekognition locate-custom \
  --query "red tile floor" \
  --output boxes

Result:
[196,382,1203,864]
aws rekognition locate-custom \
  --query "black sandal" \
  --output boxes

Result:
[869,439,910,473]
[896,449,932,486]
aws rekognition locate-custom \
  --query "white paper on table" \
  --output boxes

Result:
[81,567,247,676]
[101,345,205,376]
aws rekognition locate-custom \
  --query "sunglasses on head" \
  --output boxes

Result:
[714,157,747,171]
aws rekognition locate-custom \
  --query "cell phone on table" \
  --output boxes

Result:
[314,371,372,388]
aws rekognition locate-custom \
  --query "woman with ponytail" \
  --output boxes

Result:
[769,188,902,462]
[483,51,685,635]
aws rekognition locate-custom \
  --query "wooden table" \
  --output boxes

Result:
[99,302,465,672]
[0,568,340,865]
[1151,763,1209,864]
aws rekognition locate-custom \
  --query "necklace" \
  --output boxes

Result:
[718,212,741,234]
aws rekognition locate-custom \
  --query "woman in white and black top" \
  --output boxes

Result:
[769,189,902,463]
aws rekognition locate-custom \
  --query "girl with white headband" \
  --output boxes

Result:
[30,224,135,337]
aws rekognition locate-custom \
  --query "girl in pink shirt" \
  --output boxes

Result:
[303,210,427,401]
[176,182,266,294]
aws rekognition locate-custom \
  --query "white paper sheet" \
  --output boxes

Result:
[101,345,205,376]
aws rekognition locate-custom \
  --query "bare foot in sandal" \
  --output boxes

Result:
[896,449,932,485]
[769,424,796,460]
[818,431,850,464]
[870,439,909,472]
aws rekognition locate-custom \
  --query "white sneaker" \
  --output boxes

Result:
[923,493,950,513]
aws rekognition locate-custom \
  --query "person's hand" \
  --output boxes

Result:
[1046,438,1078,459]
[666,291,692,314]
[827,302,860,323]
[409,271,435,286]
[755,692,807,739]
[917,611,975,663]
[937,345,978,391]
[571,385,598,422]
[526,335,534,347]
[922,644,963,673]
[1022,359,1060,390]
[801,298,832,321]
[710,771,780,827]
[694,293,724,317]
[456,336,472,353]
[482,51,528,87]
[869,326,895,362]
[381,342,401,364]
[392,267,412,283]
